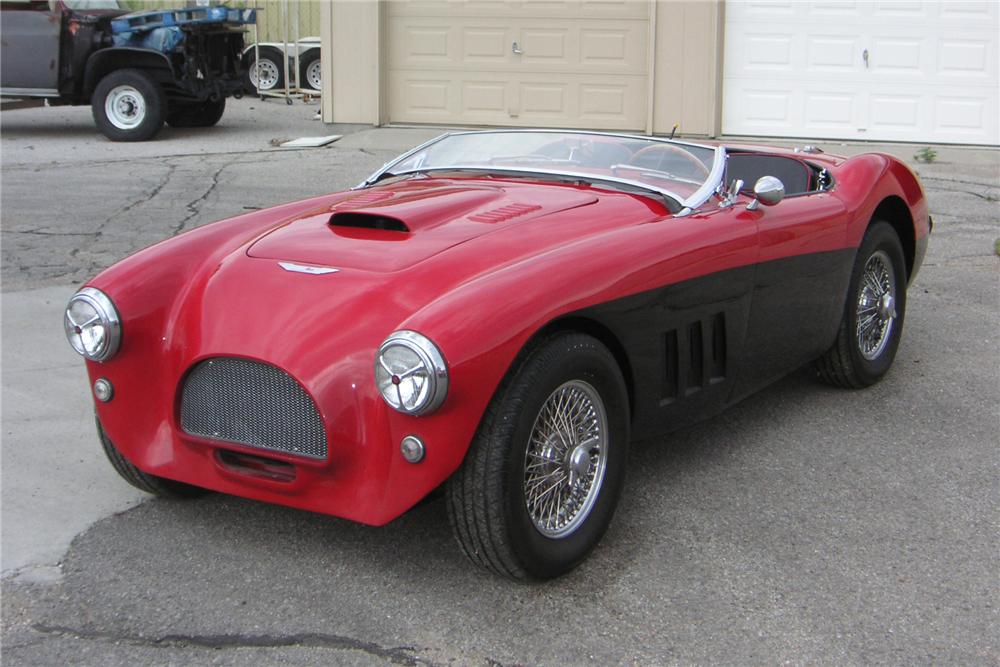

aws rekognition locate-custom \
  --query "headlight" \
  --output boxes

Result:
[64,287,121,362]
[374,330,448,415]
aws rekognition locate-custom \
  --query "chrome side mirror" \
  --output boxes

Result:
[746,176,785,211]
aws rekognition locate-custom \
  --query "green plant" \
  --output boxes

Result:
[994,237,1000,257]
[914,147,938,163]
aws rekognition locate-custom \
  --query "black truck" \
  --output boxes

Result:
[0,1,255,141]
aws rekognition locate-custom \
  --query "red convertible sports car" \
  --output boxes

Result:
[65,130,930,580]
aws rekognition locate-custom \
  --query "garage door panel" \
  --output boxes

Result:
[388,1,647,130]
[389,0,647,20]
[724,0,999,144]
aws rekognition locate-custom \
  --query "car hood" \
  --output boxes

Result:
[246,179,598,272]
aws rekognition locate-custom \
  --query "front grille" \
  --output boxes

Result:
[179,357,327,459]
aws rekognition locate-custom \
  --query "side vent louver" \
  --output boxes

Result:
[329,212,409,232]
[661,311,727,405]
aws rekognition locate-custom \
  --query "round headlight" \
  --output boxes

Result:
[374,330,448,415]
[64,287,121,362]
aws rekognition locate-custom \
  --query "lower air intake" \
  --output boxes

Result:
[180,357,327,459]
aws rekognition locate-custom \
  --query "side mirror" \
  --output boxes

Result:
[746,176,785,210]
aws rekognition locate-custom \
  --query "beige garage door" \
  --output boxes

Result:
[387,1,650,130]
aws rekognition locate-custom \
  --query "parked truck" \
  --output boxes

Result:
[0,0,255,141]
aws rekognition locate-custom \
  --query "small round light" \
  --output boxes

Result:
[400,435,425,463]
[93,378,114,402]
[64,287,121,362]
[374,330,448,416]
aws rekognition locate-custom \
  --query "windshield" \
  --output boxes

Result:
[362,130,724,213]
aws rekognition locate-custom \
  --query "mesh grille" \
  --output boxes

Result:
[180,357,327,459]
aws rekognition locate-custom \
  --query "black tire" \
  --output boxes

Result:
[244,46,285,93]
[815,221,908,388]
[166,97,226,128]
[91,69,165,142]
[446,333,630,581]
[299,49,321,91]
[97,419,208,499]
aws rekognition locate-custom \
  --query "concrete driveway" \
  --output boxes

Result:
[2,99,997,665]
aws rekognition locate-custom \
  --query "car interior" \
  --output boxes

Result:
[725,152,829,196]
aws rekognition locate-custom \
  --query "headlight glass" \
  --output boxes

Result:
[64,287,121,362]
[374,330,448,415]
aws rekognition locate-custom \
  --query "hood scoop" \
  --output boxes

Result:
[247,180,598,273]
[330,212,409,233]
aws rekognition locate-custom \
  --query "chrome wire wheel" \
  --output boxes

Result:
[856,249,898,361]
[523,379,609,539]
[104,85,146,130]
[250,59,280,90]
[306,58,322,90]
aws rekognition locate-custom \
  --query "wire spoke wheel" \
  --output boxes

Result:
[523,379,608,538]
[856,249,897,360]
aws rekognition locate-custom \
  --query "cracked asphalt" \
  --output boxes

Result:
[2,99,998,665]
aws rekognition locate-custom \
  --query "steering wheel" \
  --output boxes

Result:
[628,145,711,180]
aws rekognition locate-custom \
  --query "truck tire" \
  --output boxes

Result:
[91,69,166,142]
[166,97,226,128]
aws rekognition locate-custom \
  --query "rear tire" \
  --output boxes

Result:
[446,333,629,581]
[166,97,226,128]
[97,419,208,499]
[91,69,165,142]
[815,221,908,388]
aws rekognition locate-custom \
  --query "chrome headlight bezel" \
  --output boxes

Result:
[374,330,448,416]
[64,287,121,362]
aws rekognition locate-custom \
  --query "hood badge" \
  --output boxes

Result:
[278,261,340,275]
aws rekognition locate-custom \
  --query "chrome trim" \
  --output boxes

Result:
[65,287,121,362]
[375,330,449,416]
[356,129,725,214]
[0,87,61,98]
[278,261,339,275]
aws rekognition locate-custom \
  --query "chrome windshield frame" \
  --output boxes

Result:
[357,129,725,214]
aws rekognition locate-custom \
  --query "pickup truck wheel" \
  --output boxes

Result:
[245,46,285,92]
[97,419,208,499]
[446,333,629,581]
[815,221,908,388]
[166,97,226,128]
[299,50,321,91]
[91,69,165,142]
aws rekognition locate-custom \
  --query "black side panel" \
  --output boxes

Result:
[732,248,855,402]
[574,265,756,440]
[569,248,856,440]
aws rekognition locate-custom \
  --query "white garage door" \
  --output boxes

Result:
[387,1,650,130]
[723,1,1000,145]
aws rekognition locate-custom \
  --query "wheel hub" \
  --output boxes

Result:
[566,445,592,487]
[878,292,895,320]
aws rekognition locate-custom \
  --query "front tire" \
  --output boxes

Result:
[815,221,908,388]
[91,69,165,142]
[97,419,207,499]
[446,333,630,581]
